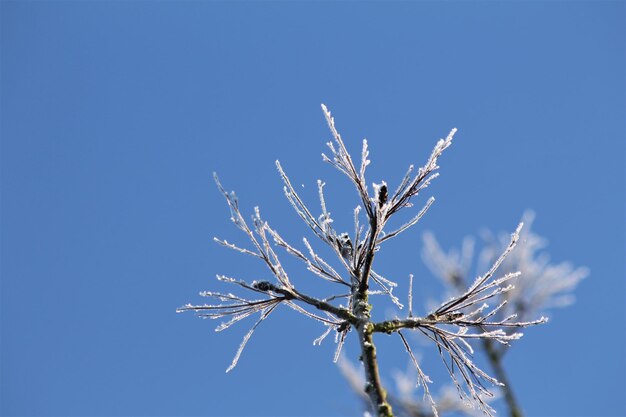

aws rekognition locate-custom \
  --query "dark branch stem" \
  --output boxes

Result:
[261,282,359,325]
[483,339,523,417]
[290,288,359,325]
[353,213,394,416]
[357,215,379,295]
[372,318,432,333]
[358,323,393,417]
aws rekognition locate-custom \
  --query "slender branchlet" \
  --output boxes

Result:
[179,105,550,417]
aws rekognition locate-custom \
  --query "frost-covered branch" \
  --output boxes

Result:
[179,105,565,417]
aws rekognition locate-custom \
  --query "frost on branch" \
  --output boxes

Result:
[178,105,558,417]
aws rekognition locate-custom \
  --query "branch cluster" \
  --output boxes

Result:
[178,105,549,417]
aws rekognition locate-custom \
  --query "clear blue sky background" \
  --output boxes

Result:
[2,2,624,417]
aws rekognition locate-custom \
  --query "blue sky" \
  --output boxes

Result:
[1,2,624,417]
